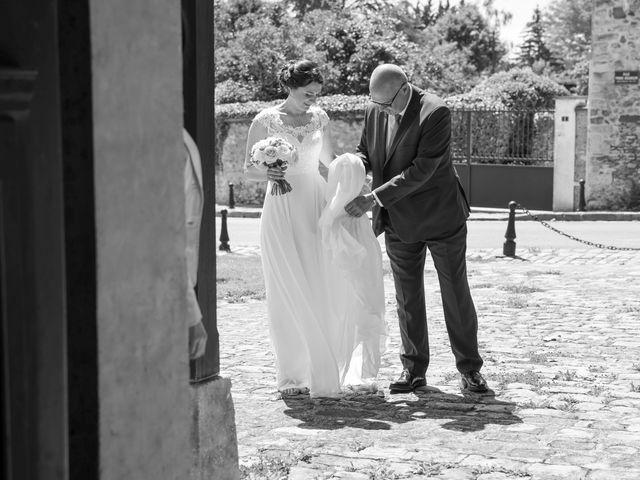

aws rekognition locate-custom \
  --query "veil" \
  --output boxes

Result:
[319,153,387,386]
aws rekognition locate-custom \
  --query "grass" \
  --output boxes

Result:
[240,455,294,480]
[490,369,543,389]
[472,465,530,477]
[217,253,265,303]
[505,296,529,309]
[499,283,544,295]
[528,352,549,364]
[240,450,317,480]
[557,395,579,412]
[588,384,605,396]
[554,369,578,381]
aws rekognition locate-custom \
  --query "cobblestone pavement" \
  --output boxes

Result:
[218,246,640,480]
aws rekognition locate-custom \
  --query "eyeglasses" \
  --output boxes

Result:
[370,82,406,108]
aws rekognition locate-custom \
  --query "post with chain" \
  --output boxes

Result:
[578,179,586,212]
[503,201,517,257]
[228,182,235,209]
[219,209,230,252]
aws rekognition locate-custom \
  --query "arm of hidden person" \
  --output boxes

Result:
[187,278,207,360]
[373,106,451,207]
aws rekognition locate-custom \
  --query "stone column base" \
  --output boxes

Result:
[190,377,240,480]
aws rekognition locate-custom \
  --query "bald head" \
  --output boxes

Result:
[369,64,410,114]
[370,64,408,95]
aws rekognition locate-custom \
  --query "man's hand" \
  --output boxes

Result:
[344,193,375,217]
[189,320,208,360]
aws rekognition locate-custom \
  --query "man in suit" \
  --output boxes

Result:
[345,64,487,393]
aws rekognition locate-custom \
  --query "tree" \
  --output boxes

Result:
[309,9,413,95]
[480,0,512,73]
[541,0,592,94]
[427,3,508,74]
[215,5,303,102]
[516,7,560,71]
[542,0,591,66]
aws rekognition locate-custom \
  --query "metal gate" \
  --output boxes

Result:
[451,107,555,210]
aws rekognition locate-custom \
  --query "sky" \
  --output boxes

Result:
[464,0,554,49]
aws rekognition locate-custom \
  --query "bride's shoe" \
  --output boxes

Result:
[279,387,309,397]
[344,382,378,395]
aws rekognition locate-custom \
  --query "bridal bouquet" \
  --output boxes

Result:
[250,137,296,195]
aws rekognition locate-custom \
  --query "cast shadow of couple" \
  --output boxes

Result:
[282,386,521,433]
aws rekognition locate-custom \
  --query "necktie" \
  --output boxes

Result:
[387,114,402,150]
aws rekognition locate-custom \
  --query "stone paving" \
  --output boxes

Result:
[218,246,640,480]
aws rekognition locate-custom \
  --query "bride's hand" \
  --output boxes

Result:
[266,164,287,181]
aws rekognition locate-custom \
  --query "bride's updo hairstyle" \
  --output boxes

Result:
[278,60,324,90]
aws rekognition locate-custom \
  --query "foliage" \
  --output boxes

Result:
[214,4,303,102]
[307,9,413,95]
[542,0,592,68]
[427,3,507,74]
[447,68,565,163]
[213,0,514,103]
[516,7,561,72]
[216,254,265,303]
[215,94,369,121]
[447,68,569,110]
[541,0,592,94]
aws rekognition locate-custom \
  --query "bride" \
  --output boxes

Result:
[244,60,386,398]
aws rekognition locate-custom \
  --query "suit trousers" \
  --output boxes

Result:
[384,221,483,377]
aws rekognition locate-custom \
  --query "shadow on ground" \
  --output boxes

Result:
[282,387,521,433]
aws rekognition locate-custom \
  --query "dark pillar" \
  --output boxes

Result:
[182,0,219,380]
[57,1,99,478]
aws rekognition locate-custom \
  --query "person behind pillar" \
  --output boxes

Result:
[184,128,207,359]
[344,64,488,394]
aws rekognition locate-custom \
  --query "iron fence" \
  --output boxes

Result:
[451,107,555,167]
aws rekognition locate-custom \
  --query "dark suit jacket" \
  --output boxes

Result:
[356,85,470,242]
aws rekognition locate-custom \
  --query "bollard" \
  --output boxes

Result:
[219,209,230,252]
[578,179,586,212]
[503,201,517,257]
[228,182,235,209]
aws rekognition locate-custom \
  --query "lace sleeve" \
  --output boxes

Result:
[317,108,330,129]
[253,108,275,132]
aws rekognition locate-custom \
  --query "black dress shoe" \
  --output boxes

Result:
[389,369,426,393]
[460,370,488,392]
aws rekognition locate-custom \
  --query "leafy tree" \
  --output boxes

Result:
[308,9,413,95]
[516,7,560,71]
[215,10,303,102]
[541,0,592,94]
[542,0,591,66]
[213,0,515,102]
[426,2,508,74]
[447,67,569,110]
[480,0,513,73]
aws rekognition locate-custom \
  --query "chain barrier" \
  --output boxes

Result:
[515,203,640,251]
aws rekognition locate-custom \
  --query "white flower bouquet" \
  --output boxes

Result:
[250,137,297,195]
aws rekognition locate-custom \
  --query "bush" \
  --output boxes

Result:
[447,67,568,110]
[214,79,256,104]
[214,94,369,121]
[446,69,566,164]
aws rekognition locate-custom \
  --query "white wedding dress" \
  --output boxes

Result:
[253,106,385,398]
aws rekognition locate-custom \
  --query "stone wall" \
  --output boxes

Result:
[587,0,640,209]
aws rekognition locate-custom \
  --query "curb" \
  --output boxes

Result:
[215,205,640,222]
